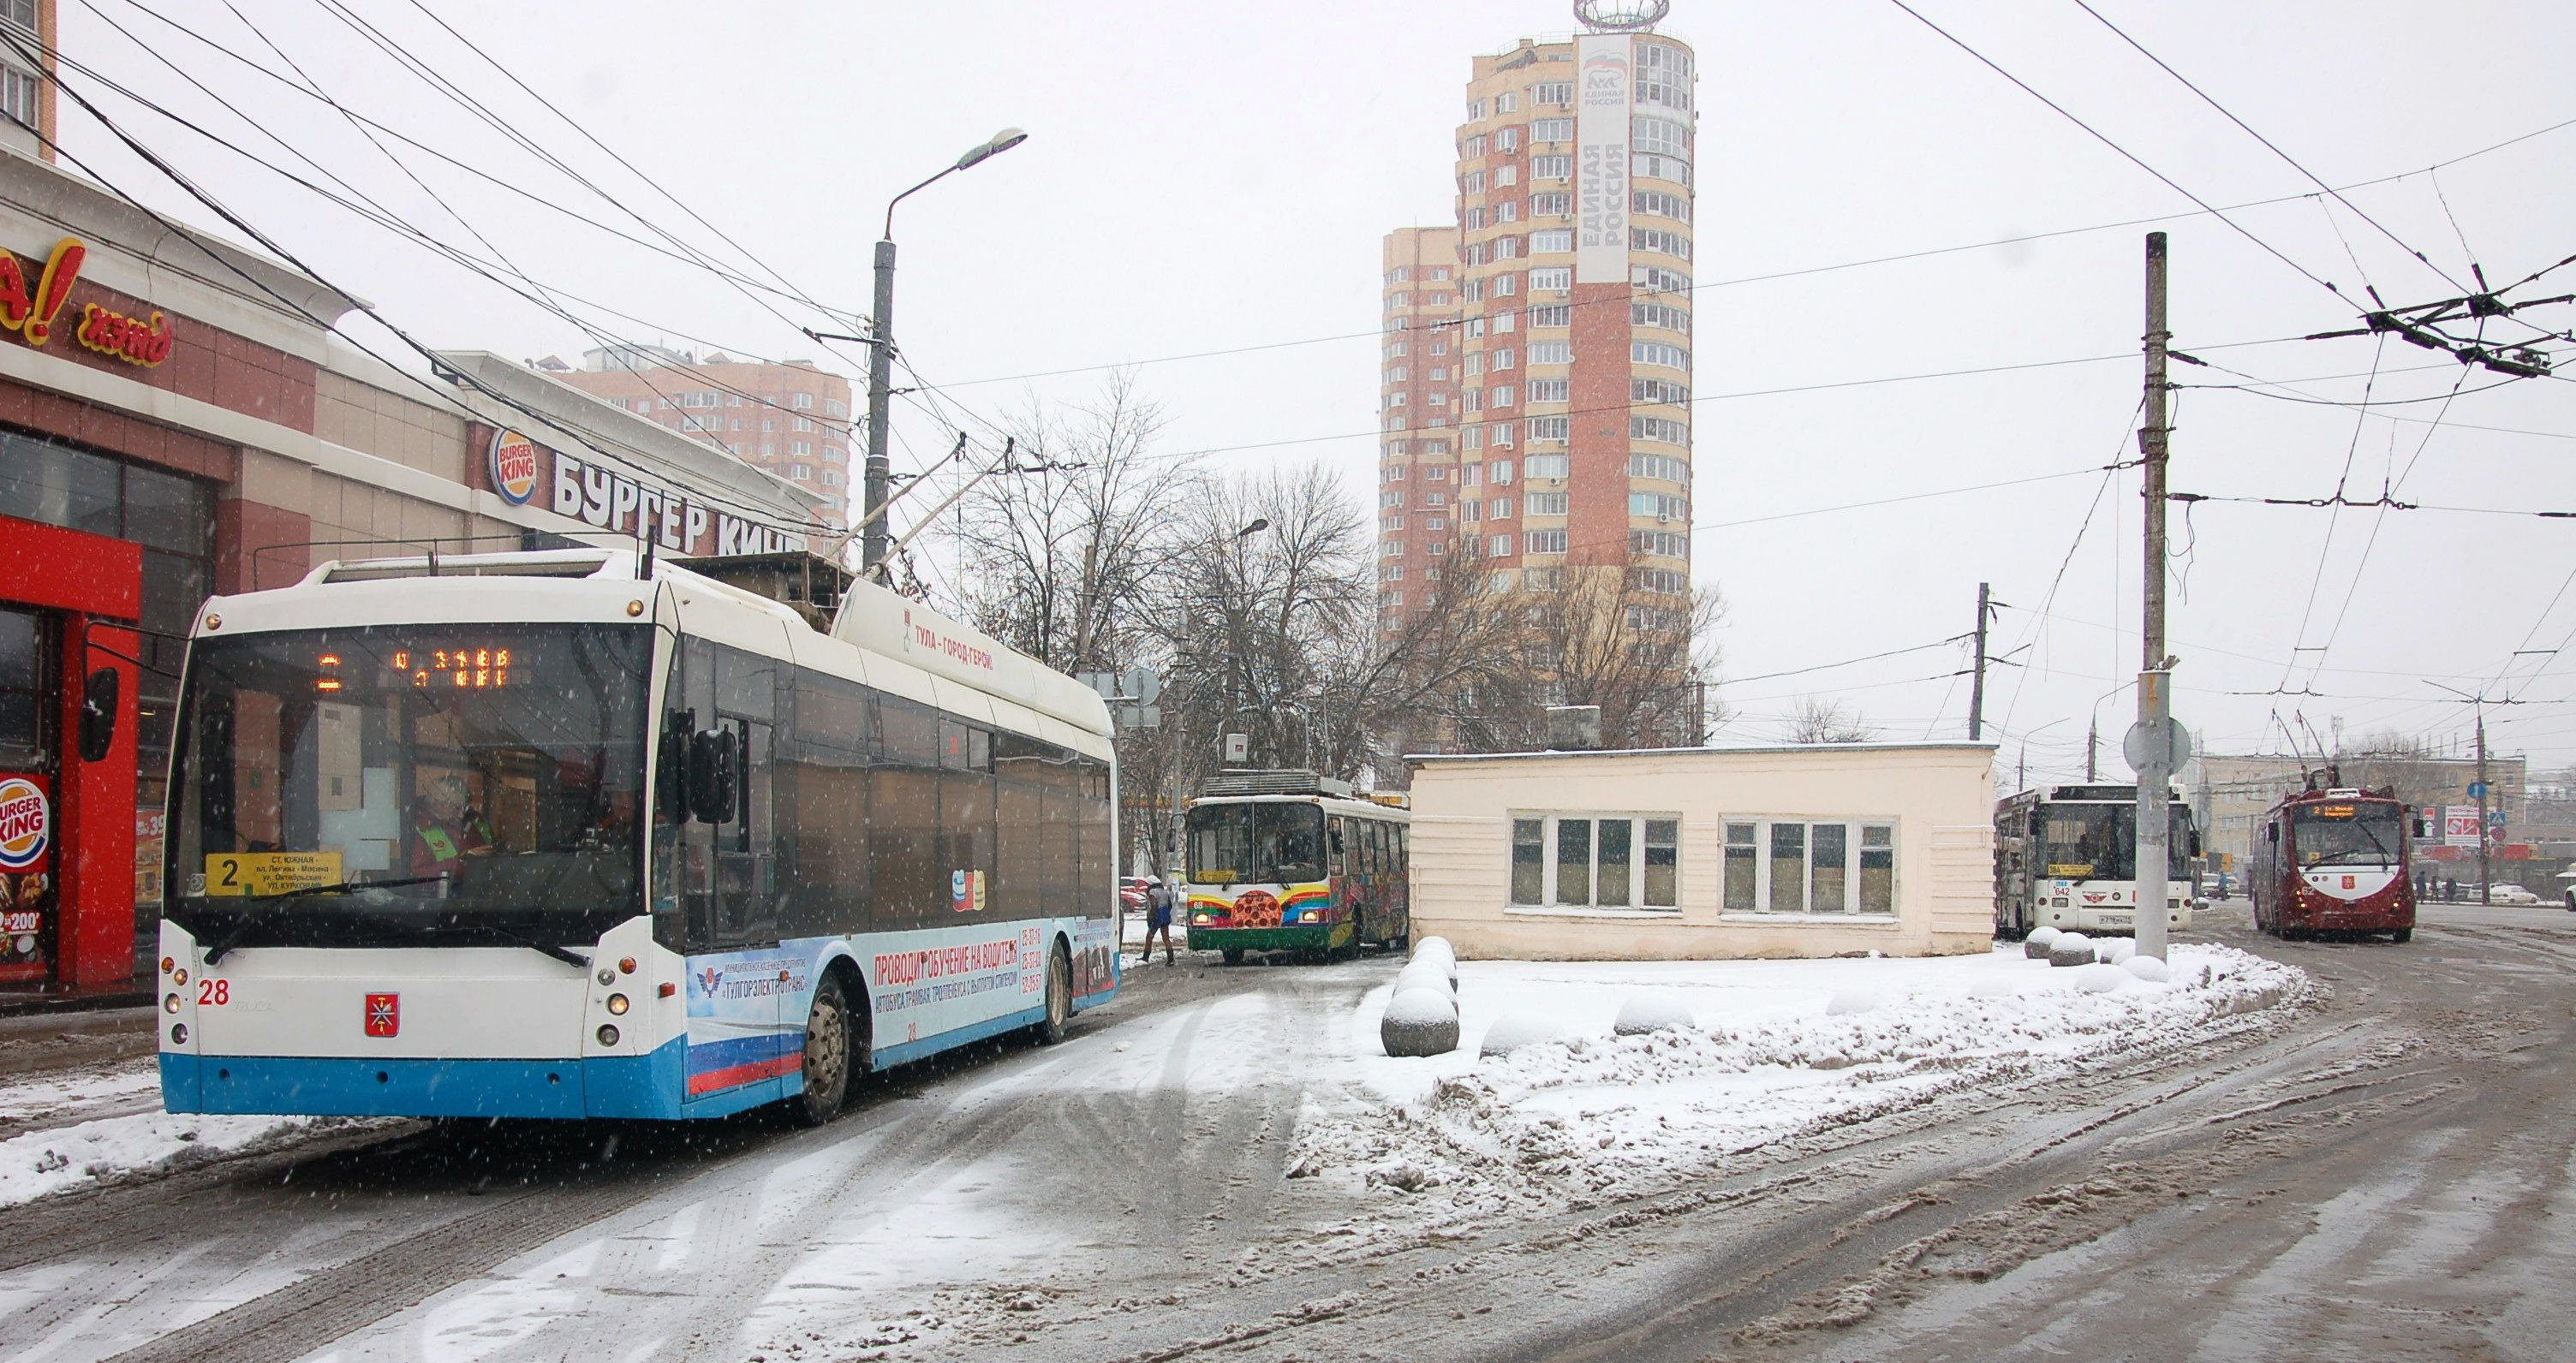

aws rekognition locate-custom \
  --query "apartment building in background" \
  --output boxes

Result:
[1376,226,1463,613]
[0,0,59,164]
[557,344,856,527]
[1377,20,1697,645]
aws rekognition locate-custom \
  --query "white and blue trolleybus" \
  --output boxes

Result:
[157,546,1119,1123]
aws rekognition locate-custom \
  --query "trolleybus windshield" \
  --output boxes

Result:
[167,623,650,951]
[1185,801,1327,885]
[2291,802,2404,868]
[2039,804,2195,880]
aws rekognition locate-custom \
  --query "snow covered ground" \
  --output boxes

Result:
[0,1056,374,1206]
[1294,945,2310,1219]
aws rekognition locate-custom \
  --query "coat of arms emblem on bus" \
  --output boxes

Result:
[363,992,400,1038]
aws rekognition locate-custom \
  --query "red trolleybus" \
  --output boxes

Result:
[2250,786,2416,942]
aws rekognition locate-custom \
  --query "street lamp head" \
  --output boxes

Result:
[1236,518,1271,539]
[957,127,1029,171]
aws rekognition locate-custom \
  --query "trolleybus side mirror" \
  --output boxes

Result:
[688,728,738,824]
[2412,816,2430,838]
[78,667,120,763]
[2266,824,2279,843]
[657,710,694,824]
[2189,829,2203,857]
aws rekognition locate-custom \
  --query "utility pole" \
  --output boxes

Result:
[2134,230,2174,962]
[2475,700,2491,905]
[1969,581,1990,741]
[2086,717,2098,782]
[862,239,896,574]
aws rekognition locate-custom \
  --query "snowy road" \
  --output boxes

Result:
[0,903,2567,1361]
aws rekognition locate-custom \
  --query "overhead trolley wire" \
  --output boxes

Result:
[1889,0,2360,307]
[86,0,864,326]
[7,47,829,542]
[54,12,864,443]
[2069,0,2473,296]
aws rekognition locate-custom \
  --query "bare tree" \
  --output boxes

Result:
[952,372,1203,675]
[1784,696,1875,744]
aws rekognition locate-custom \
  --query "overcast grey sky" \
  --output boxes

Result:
[51,0,2576,785]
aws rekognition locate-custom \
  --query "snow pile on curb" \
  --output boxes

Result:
[1302,944,2308,1218]
[0,1109,351,1206]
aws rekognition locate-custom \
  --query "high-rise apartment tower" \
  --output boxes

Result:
[1379,21,1696,634]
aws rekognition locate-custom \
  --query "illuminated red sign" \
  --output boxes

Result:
[1,237,175,368]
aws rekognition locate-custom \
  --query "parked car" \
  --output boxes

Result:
[2484,884,2543,907]
[1119,876,1154,913]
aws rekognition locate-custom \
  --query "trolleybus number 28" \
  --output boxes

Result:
[196,979,229,1006]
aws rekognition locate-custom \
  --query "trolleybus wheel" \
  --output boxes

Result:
[2391,928,2412,943]
[1038,943,1071,1045]
[792,973,855,1127]
[1221,949,1245,966]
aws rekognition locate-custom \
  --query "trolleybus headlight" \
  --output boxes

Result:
[172,968,188,986]
[605,993,629,1016]
[596,1024,620,1046]
[617,956,637,975]
[159,955,174,975]
[164,993,181,1014]
[170,1023,187,1045]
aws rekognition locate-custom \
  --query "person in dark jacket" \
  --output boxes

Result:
[1138,876,1176,966]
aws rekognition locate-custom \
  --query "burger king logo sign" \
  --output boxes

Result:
[488,429,540,505]
[0,778,48,872]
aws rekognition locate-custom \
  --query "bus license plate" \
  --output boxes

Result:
[2100,912,2132,926]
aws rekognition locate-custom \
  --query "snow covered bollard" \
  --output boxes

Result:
[1479,1011,1562,1058]
[1612,991,1696,1036]
[2048,932,2097,967]
[1394,956,1454,999]
[2120,954,2173,984]
[2072,962,2130,993]
[2023,925,2062,960]
[1410,937,1458,987]
[1380,983,1460,1057]
[1824,988,1882,1016]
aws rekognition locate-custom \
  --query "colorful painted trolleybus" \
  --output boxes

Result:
[157,546,1118,1124]
[1181,771,1408,964]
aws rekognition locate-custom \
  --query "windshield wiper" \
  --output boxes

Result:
[450,920,590,969]
[222,874,454,905]
[199,877,456,964]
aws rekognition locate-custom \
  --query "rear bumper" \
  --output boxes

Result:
[1185,922,1350,953]
[160,1038,695,1121]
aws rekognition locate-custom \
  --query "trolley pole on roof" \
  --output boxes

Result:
[2134,232,2174,961]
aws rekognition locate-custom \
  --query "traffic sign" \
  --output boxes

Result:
[2121,717,2191,774]
[2468,781,2490,799]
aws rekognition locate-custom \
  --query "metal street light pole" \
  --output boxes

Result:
[862,128,1028,577]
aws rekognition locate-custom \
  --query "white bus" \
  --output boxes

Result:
[157,546,1118,1124]
[1994,783,2200,938]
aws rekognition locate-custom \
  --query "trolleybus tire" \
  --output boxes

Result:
[1037,943,1071,1045]
[1221,949,1245,966]
[791,972,856,1127]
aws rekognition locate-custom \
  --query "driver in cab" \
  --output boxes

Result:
[408,774,491,878]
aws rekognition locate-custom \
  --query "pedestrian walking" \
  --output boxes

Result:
[1139,876,1176,965]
